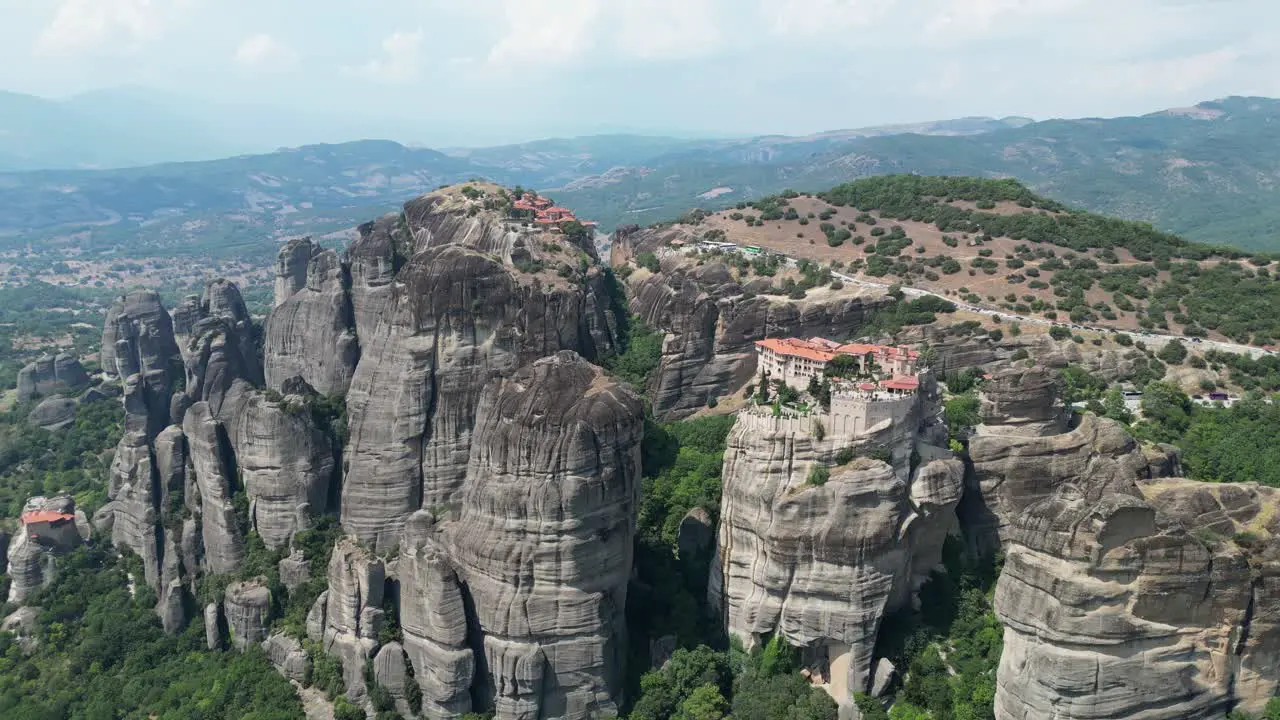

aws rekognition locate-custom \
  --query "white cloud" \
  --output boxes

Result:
[350,29,425,83]
[36,0,176,55]
[615,0,726,60]
[764,0,900,38]
[487,0,601,66]
[234,33,298,70]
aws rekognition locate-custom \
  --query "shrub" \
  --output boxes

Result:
[1158,340,1189,365]
[808,465,830,486]
[636,252,661,273]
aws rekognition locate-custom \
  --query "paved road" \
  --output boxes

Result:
[682,243,1275,360]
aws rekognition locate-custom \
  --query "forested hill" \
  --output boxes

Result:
[644,175,1280,347]
[555,96,1280,250]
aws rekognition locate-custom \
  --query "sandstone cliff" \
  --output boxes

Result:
[612,225,891,421]
[994,474,1280,719]
[264,238,359,396]
[340,186,619,549]
[709,379,960,710]
[447,350,643,719]
[17,353,89,403]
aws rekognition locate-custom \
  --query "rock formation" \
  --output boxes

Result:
[264,633,311,682]
[612,226,891,421]
[964,366,1144,553]
[17,353,89,402]
[399,510,475,717]
[275,236,322,307]
[320,538,386,702]
[994,474,1280,719]
[28,396,78,431]
[264,238,359,395]
[101,290,184,389]
[709,386,962,709]
[228,390,334,549]
[224,577,272,650]
[340,188,619,549]
[348,213,411,341]
[446,351,643,719]
[184,401,245,575]
[7,496,85,602]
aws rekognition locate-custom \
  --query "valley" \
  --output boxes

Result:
[1,171,1279,720]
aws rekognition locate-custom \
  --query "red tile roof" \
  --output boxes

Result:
[22,511,74,525]
[880,376,920,391]
[756,338,838,363]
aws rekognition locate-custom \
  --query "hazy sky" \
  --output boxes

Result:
[1,0,1277,145]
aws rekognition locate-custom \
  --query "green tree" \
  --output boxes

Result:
[1135,381,1193,443]
[1101,387,1134,425]
[1157,340,1189,365]
[675,684,729,720]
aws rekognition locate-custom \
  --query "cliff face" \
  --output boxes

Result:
[994,477,1280,719]
[264,238,360,396]
[17,353,89,403]
[340,190,618,549]
[614,227,890,421]
[961,366,1133,553]
[709,383,961,707]
[449,351,643,719]
[954,365,1280,718]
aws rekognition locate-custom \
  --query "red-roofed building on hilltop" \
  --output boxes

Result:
[511,191,599,231]
[755,337,922,387]
[20,506,81,550]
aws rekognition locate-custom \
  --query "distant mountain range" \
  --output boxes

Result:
[2,96,1278,259]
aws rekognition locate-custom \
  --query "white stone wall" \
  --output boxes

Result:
[739,392,917,442]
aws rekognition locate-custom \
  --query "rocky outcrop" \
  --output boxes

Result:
[275,236,322,307]
[618,247,890,421]
[6,532,57,602]
[994,475,1280,719]
[322,538,386,703]
[341,238,618,548]
[348,213,410,342]
[976,366,1070,436]
[7,496,85,602]
[965,368,1148,552]
[264,633,311,682]
[17,353,89,402]
[446,351,643,719]
[373,642,409,699]
[101,290,184,390]
[184,401,245,575]
[28,396,77,431]
[399,511,475,717]
[264,240,359,396]
[224,577,272,650]
[710,408,963,708]
[229,391,334,549]
[205,603,223,650]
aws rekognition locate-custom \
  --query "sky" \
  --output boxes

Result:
[0,0,1277,147]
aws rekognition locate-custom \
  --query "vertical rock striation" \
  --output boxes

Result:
[229,390,334,549]
[399,510,475,717]
[340,193,618,548]
[624,259,889,421]
[264,239,359,395]
[993,476,1280,719]
[448,351,642,719]
[709,391,961,709]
